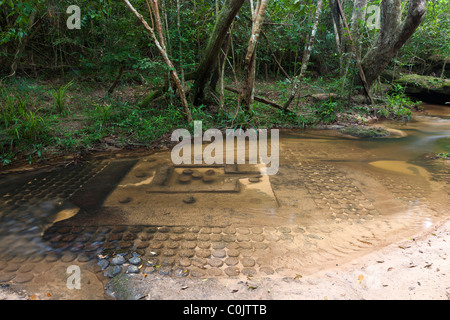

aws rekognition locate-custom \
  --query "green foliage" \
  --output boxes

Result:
[316,99,338,123]
[382,84,417,121]
[50,80,74,115]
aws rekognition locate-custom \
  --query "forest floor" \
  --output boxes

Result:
[0,76,418,173]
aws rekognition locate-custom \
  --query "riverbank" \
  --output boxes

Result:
[1,77,425,173]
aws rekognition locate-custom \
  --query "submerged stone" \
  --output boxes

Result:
[183,196,196,204]
[339,126,390,138]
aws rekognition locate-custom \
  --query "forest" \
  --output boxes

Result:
[0,0,449,167]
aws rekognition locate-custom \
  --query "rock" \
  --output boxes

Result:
[183,196,196,204]
[191,172,203,179]
[107,265,122,278]
[178,175,191,184]
[339,126,390,138]
[119,197,132,204]
[111,255,126,265]
[128,256,142,265]
[202,176,215,183]
[126,265,139,274]
[173,268,189,277]
[395,74,450,104]
[98,259,110,270]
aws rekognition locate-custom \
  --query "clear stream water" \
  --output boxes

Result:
[0,103,448,299]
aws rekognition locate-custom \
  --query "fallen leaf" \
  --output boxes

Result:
[424,263,433,269]
[181,286,189,290]
[29,295,37,300]
[47,293,52,298]
[142,273,147,279]
[376,260,384,263]
[387,267,394,271]
[357,274,364,284]
[294,274,302,280]
[231,289,239,293]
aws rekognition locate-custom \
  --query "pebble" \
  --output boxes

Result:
[126,265,139,274]
[179,175,191,184]
[173,268,189,277]
[107,265,121,278]
[98,259,110,270]
[119,197,132,204]
[129,256,142,265]
[192,173,202,180]
[111,255,126,265]
[183,196,196,204]
[202,176,215,183]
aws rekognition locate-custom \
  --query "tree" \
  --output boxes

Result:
[123,0,193,123]
[283,0,324,111]
[191,0,246,106]
[361,0,427,88]
[240,0,270,111]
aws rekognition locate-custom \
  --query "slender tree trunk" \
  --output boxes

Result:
[192,0,246,105]
[176,0,185,88]
[350,0,368,56]
[336,0,373,104]
[329,0,342,57]
[361,0,427,88]
[283,0,323,111]
[124,0,192,123]
[240,0,269,112]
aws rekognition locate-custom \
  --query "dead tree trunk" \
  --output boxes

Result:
[361,0,427,88]
[123,0,192,123]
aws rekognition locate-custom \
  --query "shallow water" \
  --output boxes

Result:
[0,104,448,298]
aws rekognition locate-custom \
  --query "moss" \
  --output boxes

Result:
[107,274,137,300]
[339,126,390,138]
[396,74,450,92]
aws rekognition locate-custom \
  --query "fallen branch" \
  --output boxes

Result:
[225,86,285,111]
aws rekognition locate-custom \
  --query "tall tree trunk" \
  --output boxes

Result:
[283,0,323,111]
[240,0,269,112]
[340,0,368,78]
[336,0,373,104]
[329,0,342,57]
[361,0,427,88]
[124,0,192,123]
[350,0,368,56]
[192,0,246,106]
